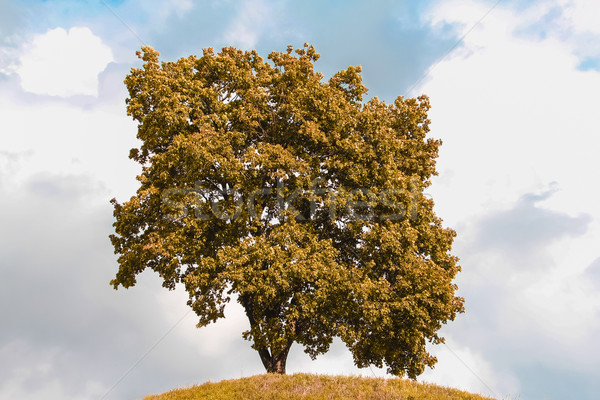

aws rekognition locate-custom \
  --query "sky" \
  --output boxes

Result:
[0,0,599,399]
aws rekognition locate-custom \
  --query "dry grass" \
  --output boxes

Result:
[141,373,498,400]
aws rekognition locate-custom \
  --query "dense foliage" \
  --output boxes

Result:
[110,44,464,378]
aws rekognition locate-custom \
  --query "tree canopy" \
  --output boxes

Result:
[109,43,464,378]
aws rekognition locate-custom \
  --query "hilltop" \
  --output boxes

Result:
[141,373,497,400]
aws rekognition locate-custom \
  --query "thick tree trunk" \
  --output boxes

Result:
[240,294,293,374]
[257,343,292,374]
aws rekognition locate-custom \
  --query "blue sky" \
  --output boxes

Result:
[1,0,599,399]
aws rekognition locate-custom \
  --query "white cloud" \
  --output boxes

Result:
[419,340,520,399]
[16,27,113,97]
[0,87,140,201]
[559,0,600,35]
[223,0,272,49]
[154,287,252,358]
[419,0,600,224]
[415,1,600,397]
[0,45,19,76]
[0,341,105,400]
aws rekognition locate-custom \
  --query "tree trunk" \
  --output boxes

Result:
[239,294,293,374]
[257,343,292,374]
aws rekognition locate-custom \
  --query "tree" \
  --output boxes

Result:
[109,44,464,378]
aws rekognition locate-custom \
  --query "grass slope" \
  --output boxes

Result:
[142,373,497,400]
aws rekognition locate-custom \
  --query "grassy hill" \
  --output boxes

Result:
[141,373,498,400]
